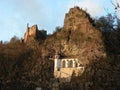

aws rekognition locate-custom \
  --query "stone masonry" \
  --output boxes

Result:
[24,24,47,43]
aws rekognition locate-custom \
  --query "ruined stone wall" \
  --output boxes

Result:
[24,25,37,42]
[28,25,37,36]
[54,57,84,79]
[24,25,47,43]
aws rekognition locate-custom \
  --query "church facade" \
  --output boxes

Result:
[54,54,84,80]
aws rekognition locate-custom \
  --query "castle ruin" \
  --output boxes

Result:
[24,24,47,43]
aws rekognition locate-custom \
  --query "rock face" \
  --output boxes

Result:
[24,24,47,43]
[64,7,92,33]
[44,6,106,66]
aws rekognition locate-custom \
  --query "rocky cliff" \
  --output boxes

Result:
[64,7,92,32]
[43,6,106,65]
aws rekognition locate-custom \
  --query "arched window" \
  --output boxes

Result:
[62,60,65,68]
[69,60,73,68]
[73,60,77,68]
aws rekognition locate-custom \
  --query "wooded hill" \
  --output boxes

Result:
[0,6,120,90]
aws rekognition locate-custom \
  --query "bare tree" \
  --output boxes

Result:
[111,0,120,11]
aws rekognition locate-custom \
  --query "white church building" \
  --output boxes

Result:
[54,54,84,80]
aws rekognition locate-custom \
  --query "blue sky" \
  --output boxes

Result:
[0,0,119,41]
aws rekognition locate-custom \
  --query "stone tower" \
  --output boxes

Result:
[24,24,47,43]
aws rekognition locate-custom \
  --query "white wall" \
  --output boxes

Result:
[54,59,61,69]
